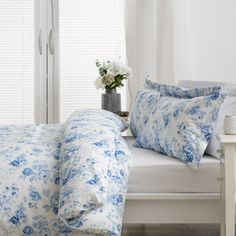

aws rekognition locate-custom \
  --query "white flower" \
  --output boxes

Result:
[94,77,105,89]
[107,61,133,77]
[95,59,133,89]
[102,74,115,86]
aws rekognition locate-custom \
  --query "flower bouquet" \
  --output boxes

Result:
[95,60,132,113]
[95,60,132,90]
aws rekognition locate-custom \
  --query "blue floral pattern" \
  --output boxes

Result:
[145,78,223,98]
[130,86,161,137]
[0,109,132,236]
[0,124,65,235]
[132,80,226,168]
[58,109,131,235]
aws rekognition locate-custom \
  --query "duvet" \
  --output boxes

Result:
[0,109,132,236]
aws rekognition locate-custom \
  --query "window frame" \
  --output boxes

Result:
[35,0,57,124]
[37,0,128,124]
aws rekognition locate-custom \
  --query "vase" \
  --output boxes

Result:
[101,88,121,113]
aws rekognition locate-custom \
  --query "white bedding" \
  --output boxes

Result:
[125,137,220,193]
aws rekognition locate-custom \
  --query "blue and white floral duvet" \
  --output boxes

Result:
[0,109,132,236]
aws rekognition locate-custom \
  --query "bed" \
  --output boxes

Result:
[0,110,223,235]
[123,136,221,225]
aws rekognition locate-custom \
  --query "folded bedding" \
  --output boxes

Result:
[0,109,132,236]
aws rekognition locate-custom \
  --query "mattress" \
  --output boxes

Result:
[125,136,220,193]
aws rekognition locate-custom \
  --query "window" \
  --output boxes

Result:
[0,0,127,124]
[58,0,126,122]
[0,0,35,124]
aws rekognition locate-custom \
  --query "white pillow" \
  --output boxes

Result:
[178,80,236,158]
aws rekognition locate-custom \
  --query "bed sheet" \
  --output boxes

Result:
[126,136,220,193]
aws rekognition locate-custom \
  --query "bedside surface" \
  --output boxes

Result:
[216,134,236,144]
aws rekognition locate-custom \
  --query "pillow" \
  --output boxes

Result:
[178,80,236,96]
[135,85,226,168]
[145,77,162,91]
[130,86,161,137]
[178,80,236,158]
[146,78,221,98]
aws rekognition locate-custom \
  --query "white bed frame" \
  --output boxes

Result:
[123,134,236,236]
[123,193,220,224]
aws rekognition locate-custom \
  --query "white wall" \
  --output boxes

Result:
[188,0,236,83]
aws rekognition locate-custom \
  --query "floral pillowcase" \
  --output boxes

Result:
[131,79,226,168]
[129,86,161,137]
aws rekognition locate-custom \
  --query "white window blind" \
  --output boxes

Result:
[58,0,126,122]
[0,0,35,124]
